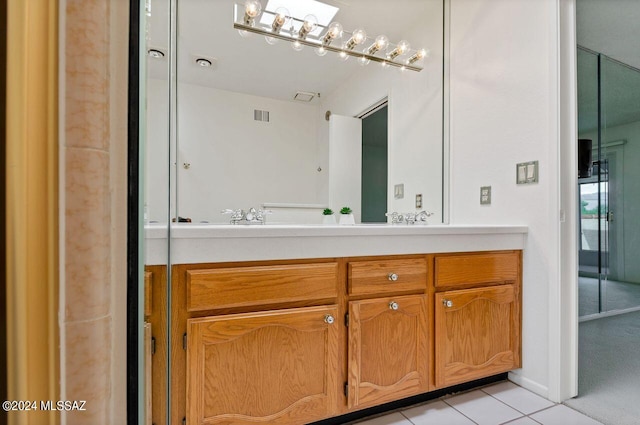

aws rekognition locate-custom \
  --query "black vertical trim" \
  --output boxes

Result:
[0,0,8,422]
[127,0,141,423]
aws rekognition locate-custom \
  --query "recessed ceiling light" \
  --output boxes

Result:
[147,48,165,59]
[196,58,212,67]
[191,55,218,70]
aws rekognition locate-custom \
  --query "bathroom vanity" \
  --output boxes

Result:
[145,224,526,425]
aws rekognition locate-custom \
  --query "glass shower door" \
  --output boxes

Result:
[578,47,640,317]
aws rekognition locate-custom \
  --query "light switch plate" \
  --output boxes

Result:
[394,184,404,199]
[516,160,539,184]
[415,194,422,209]
[480,186,491,205]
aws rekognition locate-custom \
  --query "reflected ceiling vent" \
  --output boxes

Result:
[294,91,316,102]
[254,109,270,122]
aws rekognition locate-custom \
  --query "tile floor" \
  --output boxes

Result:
[352,381,604,425]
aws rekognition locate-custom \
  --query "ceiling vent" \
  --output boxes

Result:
[294,91,316,102]
[254,109,270,122]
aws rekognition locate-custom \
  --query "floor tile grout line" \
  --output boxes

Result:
[441,397,484,425]
[480,387,555,417]
[398,410,416,424]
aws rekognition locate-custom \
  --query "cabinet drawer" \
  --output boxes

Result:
[187,262,338,312]
[348,258,427,296]
[435,252,519,288]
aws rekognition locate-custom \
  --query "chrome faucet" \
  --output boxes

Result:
[416,211,434,222]
[385,212,405,224]
[385,210,434,225]
[221,209,245,224]
[221,208,272,224]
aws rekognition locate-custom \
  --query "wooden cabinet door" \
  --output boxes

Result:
[187,305,340,425]
[435,285,521,388]
[348,295,429,409]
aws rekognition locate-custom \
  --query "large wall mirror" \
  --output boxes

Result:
[146,0,445,226]
[140,0,446,423]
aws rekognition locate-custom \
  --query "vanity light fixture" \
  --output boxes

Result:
[366,35,388,55]
[243,0,262,25]
[298,14,318,40]
[387,40,410,60]
[271,7,290,34]
[232,2,427,72]
[322,22,343,45]
[344,28,367,50]
[407,48,428,65]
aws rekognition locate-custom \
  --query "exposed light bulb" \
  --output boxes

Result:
[366,35,388,55]
[322,22,343,45]
[339,51,349,61]
[243,0,262,25]
[381,61,390,68]
[271,7,290,34]
[292,40,304,51]
[298,14,318,40]
[345,28,367,50]
[315,46,327,56]
[407,48,429,64]
[387,40,410,60]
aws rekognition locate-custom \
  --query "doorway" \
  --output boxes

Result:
[361,104,388,223]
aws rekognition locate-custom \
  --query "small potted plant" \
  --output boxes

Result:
[339,206,355,225]
[321,208,336,225]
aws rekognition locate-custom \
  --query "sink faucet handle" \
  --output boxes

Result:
[385,212,404,224]
[416,211,434,221]
[255,209,272,224]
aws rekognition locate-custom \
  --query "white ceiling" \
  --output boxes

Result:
[146,0,434,102]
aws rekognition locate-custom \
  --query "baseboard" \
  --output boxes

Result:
[580,305,640,322]
[508,371,549,399]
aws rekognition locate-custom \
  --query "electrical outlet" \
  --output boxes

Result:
[394,184,404,199]
[480,186,491,205]
[415,194,422,209]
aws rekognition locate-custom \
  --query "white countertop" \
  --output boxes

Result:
[145,223,528,265]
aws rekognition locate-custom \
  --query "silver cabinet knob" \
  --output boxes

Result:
[388,273,399,281]
[324,314,335,324]
[389,301,399,310]
[442,299,453,308]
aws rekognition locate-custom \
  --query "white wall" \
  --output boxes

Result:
[175,83,322,223]
[449,0,567,400]
[146,78,170,223]
[319,0,444,221]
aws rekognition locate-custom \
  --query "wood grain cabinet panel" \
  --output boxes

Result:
[434,285,521,388]
[435,252,519,288]
[187,262,338,311]
[187,305,340,425]
[348,258,427,296]
[348,295,429,409]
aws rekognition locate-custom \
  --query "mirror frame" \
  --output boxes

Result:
[127,0,141,423]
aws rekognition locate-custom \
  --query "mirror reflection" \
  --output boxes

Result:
[146,0,444,224]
